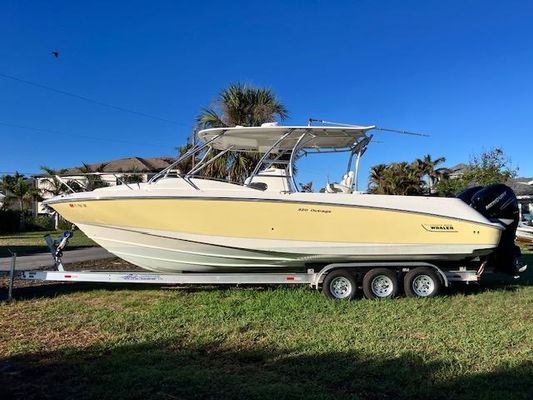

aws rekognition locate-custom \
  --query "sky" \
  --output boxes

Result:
[1,0,532,189]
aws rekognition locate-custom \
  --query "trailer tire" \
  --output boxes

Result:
[404,267,441,298]
[362,268,399,299]
[322,269,357,300]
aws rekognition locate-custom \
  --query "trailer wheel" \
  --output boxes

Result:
[362,268,399,299]
[404,267,441,298]
[322,269,357,300]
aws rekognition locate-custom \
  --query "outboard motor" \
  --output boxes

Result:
[458,184,525,275]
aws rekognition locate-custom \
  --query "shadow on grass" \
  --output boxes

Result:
[0,282,167,301]
[0,281,276,301]
[1,339,532,400]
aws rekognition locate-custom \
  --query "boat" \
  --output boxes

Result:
[517,223,533,242]
[44,124,523,275]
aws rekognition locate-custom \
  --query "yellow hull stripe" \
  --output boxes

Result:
[53,198,501,245]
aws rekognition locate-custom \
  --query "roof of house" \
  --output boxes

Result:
[508,177,533,196]
[448,163,468,172]
[35,156,175,176]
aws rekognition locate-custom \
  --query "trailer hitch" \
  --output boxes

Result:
[44,230,74,272]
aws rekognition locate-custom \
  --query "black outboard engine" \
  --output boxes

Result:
[458,184,525,275]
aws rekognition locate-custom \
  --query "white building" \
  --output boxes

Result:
[34,156,174,215]
[512,178,533,222]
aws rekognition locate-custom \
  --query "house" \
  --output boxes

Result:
[34,156,174,215]
[447,163,468,179]
[509,177,533,222]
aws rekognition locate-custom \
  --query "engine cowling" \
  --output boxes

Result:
[458,184,525,275]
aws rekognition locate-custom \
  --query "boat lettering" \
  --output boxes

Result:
[297,207,331,214]
[422,224,457,232]
[121,274,161,281]
[68,203,87,208]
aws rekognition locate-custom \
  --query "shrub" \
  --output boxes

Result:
[58,216,75,230]
[27,215,54,231]
[0,210,22,232]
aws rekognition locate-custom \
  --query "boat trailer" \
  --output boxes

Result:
[2,231,485,301]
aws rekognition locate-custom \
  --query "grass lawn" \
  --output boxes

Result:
[0,229,96,257]
[0,250,531,399]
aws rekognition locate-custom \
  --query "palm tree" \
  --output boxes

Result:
[1,172,42,229]
[368,164,388,194]
[39,166,71,228]
[413,155,448,194]
[197,83,288,128]
[78,163,110,191]
[368,162,424,196]
[196,83,288,183]
[39,166,69,196]
[174,143,197,174]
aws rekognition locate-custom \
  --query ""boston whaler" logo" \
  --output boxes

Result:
[422,224,457,232]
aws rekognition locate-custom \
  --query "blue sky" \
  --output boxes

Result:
[2,0,532,189]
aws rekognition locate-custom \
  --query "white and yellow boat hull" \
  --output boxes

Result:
[48,191,503,273]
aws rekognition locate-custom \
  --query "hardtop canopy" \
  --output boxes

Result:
[197,125,375,152]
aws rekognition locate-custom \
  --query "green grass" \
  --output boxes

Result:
[1,253,532,399]
[0,229,96,257]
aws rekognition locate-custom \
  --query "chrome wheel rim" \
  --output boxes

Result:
[412,275,435,297]
[371,275,394,298]
[330,276,353,299]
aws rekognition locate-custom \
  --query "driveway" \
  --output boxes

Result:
[0,247,114,271]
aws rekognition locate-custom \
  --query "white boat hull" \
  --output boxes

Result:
[77,222,498,273]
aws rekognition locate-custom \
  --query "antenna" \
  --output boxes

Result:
[308,118,429,137]
[374,126,429,137]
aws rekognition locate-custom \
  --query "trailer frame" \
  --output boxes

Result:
[2,230,484,301]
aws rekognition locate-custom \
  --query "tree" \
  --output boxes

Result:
[39,166,69,196]
[464,148,517,186]
[412,154,449,194]
[197,83,288,128]
[78,163,110,191]
[174,143,197,174]
[116,167,145,185]
[196,83,289,183]
[368,164,388,194]
[0,172,41,229]
[39,166,71,228]
[368,162,424,195]
[434,148,517,196]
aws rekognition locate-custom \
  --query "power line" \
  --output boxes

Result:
[0,121,173,148]
[0,72,183,125]
[0,171,38,175]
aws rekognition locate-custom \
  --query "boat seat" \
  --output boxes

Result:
[341,171,355,188]
[324,171,355,194]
